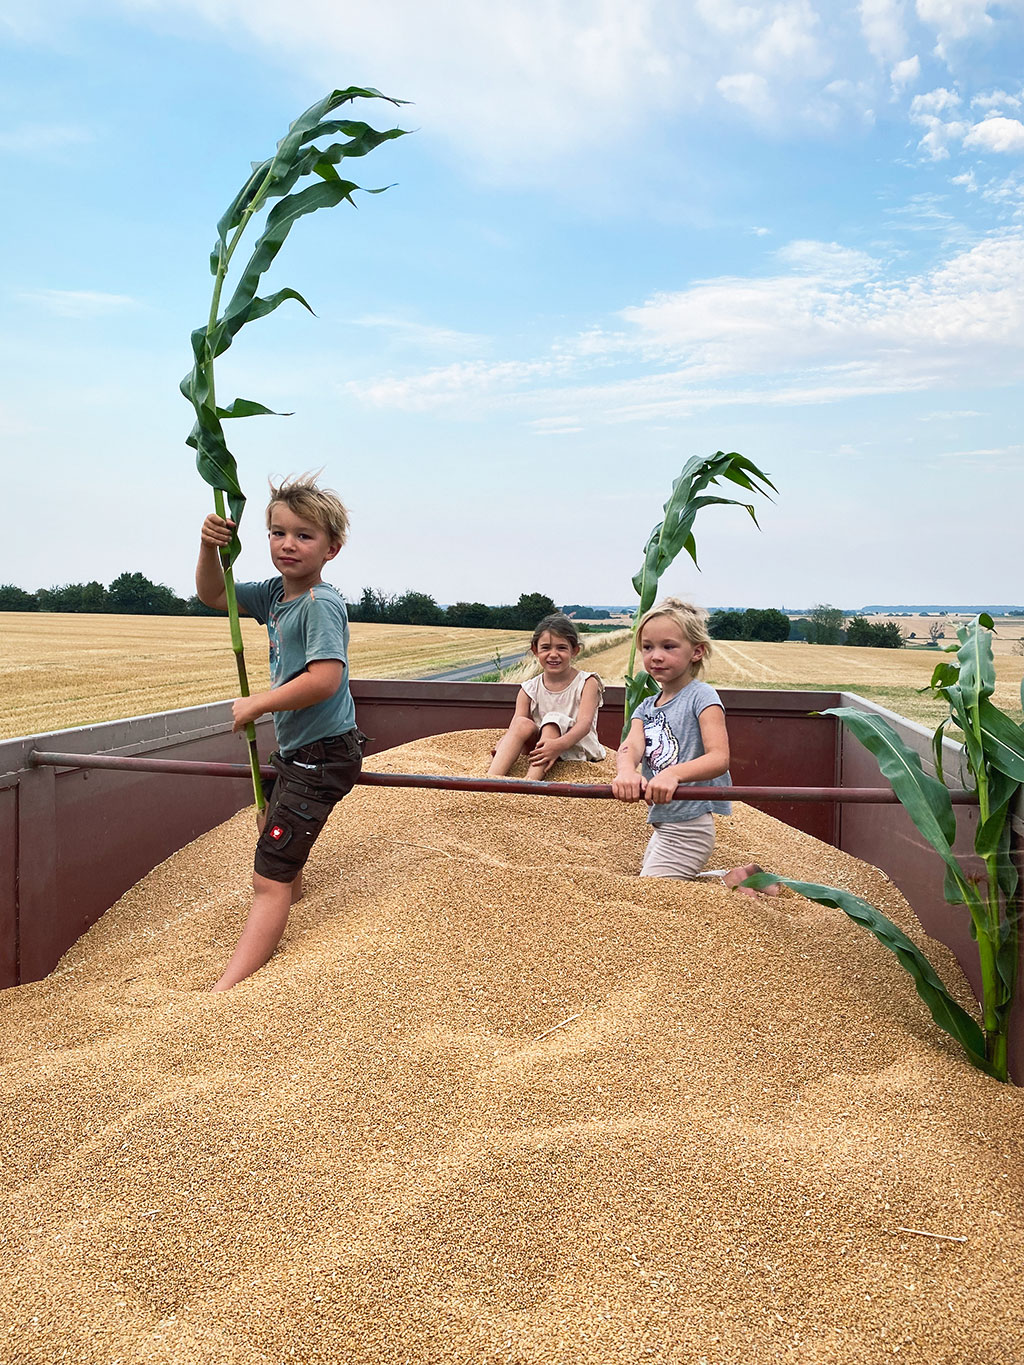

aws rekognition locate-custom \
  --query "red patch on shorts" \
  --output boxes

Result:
[268,824,285,841]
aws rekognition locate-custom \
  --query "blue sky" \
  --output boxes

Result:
[2,0,1023,611]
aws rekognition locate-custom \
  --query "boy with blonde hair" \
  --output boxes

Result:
[197,473,364,990]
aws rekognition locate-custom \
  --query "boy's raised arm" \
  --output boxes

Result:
[196,513,235,613]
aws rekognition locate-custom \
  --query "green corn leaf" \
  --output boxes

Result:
[221,286,316,343]
[622,449,775,739]
[928,660,960,693]
[997,916,1020,1005]
[741,875,992,1074]
[955,616,996,707]
[820,708,964,879]
[216,398,292,419]
[977,697,1024,781]
[941,684,984,778]
[931,717,950,786]
[991,811,1020,902]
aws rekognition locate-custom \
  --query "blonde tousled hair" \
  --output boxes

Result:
[266,472,350,547]
[636,597,712,677]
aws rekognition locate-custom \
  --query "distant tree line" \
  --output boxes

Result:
[0,574,210,616]
[708,608,791,642]
[348,589,558,630]
[0,577,562,629]
[845,616,904,648]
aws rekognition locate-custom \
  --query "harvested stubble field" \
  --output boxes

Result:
[594,630,1024,731]
[3,729,1023,1364]
[0,613,532,742]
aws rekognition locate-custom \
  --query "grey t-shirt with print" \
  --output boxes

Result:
[234,577,355,756]
[632,680,732,824]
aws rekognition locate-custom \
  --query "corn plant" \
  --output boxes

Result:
[746,615,1023,1082]
[181,87,408,807]
[622,451,777,738]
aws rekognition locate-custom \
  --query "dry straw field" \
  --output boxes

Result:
[594,618,1024,731]
[3,612,1022,744]
[4,729,1024,1363]
[0,614,533,742]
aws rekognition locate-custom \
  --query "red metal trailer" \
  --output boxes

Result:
[2,680,1021,1074]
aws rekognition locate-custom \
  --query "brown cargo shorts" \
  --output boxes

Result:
[254,728,366,883]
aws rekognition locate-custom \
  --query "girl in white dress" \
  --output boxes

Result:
[486,613,605,781]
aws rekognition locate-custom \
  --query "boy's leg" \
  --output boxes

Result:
[211,873,296,991]
[256,806,302,903]
[210,731,364,990]
[487,717,539,776]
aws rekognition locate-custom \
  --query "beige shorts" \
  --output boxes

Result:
[639,813,716,879]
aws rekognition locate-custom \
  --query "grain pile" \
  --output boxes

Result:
[3,730,1023,1365]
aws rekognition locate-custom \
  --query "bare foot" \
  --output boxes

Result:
[723,863,782,898]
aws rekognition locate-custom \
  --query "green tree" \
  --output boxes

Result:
[0,584,38,611]
[708,609,745,639]
[348,587,394,623]
[844,615,874,646]
[107,572,187,615]
[446,601,494,628]
[387,590,444,626]
[35,581,109,612]
[846,616,905,648]
[186,594,223,616]
[741,607,790,641]
[808,603,844,644]
[512,592,558,629]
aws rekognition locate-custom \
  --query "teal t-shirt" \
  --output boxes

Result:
[234,577,355,756]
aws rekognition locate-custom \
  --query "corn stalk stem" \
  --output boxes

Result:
[204,174,277,814]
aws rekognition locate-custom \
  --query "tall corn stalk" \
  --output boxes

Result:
[745,615,1023,1081]
[622,451,777,739]
[180,88,407,808]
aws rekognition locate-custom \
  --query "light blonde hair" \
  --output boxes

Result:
[266,472,350,547]
[636,597,712,677]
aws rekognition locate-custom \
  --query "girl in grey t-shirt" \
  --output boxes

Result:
[612,597,731,878]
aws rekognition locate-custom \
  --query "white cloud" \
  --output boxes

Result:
[751,0,826,73]
[20,290,139,317]
[916,0,997,61]
[860,0,909,62]
[890,55,921,93]
[346,234,1024,422]
[963,116,1024,153]
[911,86,961,116]
[972,88,1023,113]
[73,0,854,180]
[717,72,774,118]
[909,85,967,158]
[351,315,485,353]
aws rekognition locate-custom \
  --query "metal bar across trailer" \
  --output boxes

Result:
[29,750,979,806]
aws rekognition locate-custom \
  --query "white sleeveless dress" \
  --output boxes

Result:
[521,671,606,761]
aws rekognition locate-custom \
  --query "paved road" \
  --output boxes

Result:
[421,651,528,682]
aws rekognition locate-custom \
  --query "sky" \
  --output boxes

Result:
[2,0,1023,611]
